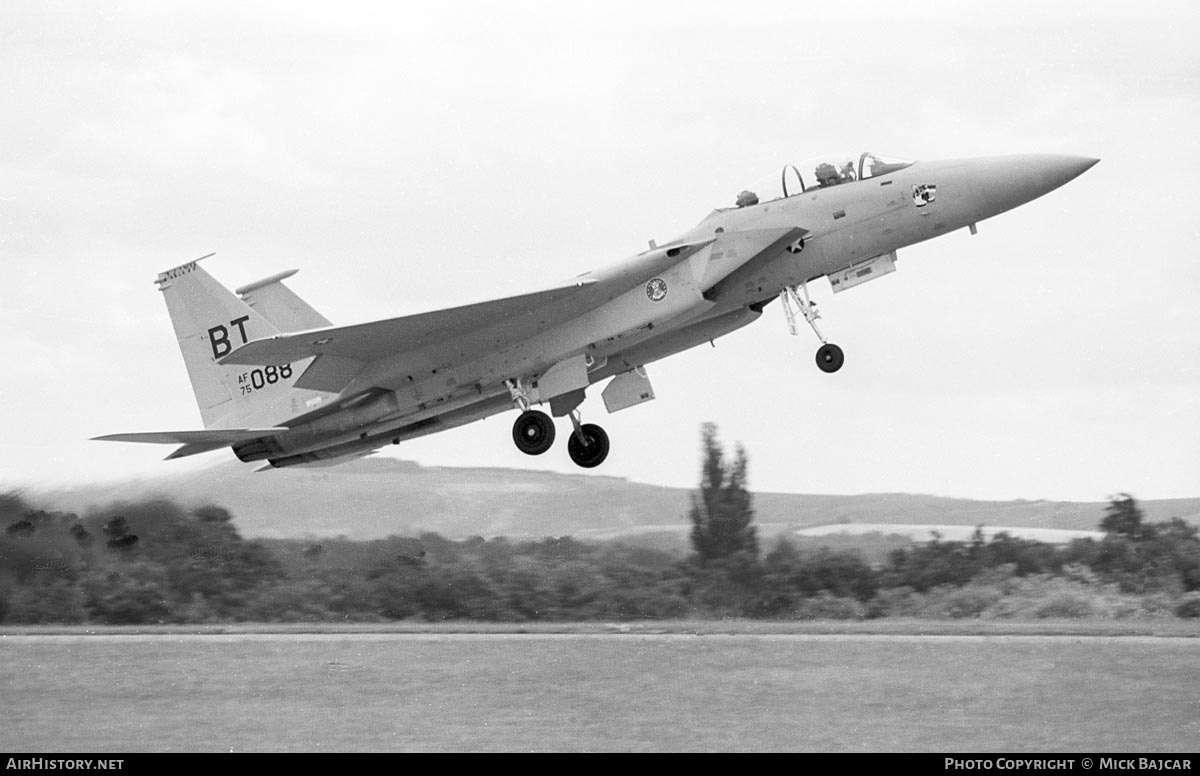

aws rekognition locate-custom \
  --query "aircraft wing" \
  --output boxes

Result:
[219,241,713,393]
[220,279,599,367]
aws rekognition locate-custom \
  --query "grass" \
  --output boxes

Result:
[4,618,1200,636]
[2,624,1198,752]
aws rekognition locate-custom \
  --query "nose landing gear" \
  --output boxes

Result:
[781,281,844,373]
[815,342,844,373]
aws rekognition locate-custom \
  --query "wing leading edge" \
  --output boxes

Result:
[218,278,600,395]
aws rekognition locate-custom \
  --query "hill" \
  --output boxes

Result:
[34,458,1200,541]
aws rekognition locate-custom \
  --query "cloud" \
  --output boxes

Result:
[0,2,1196,498]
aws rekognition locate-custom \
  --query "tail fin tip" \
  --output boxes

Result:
[155,253,216,288]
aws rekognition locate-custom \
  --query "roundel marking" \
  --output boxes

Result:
[645,277,668,302]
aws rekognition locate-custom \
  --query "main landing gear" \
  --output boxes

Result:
[506,379,610,467]
[566,411,609,468]
[512,409,555,455]
[781,281,844,373]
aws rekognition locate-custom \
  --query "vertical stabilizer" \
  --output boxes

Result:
[155,256,328,428]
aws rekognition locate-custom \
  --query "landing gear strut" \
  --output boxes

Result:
[781,281,844,373]
[506,378,610,465]
[566,410,609,468]
[506,378,556,455]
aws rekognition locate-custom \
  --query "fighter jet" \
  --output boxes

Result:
[95,151,1097,469]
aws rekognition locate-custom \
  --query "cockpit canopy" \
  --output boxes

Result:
[733,152,913,208]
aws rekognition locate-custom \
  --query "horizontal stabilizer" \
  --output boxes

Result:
[92,428,286,446]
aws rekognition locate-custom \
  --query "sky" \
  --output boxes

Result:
[1,0,1198,502]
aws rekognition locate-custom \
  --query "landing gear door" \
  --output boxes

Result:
[602,368,655,413]
[531,355,589,404]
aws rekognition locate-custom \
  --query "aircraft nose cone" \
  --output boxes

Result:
[1041,154,1100,190]
[975,154,1099,217]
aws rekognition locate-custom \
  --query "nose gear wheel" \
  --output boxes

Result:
[816,343,844,373]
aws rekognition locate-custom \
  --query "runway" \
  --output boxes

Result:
[3,630,1197,752]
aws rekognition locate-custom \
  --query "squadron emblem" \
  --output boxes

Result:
[912,184,937,207]
[645,277,668,302]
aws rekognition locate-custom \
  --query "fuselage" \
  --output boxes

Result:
[243,152,1097,466]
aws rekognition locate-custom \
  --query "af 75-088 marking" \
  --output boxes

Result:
[95,151,1098,469]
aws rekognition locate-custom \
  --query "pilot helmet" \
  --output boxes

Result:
[735,190,759,207]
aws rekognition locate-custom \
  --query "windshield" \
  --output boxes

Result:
[732,152,913,208]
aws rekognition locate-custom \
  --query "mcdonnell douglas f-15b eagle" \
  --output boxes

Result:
[95,151,1097,469]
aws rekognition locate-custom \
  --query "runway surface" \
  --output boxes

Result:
[3,631,1197,752]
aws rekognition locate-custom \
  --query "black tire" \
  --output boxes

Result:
[512,410,555,455]
[567,423,610,468]
[815,343,844,373]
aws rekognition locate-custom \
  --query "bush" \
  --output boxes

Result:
[5,579,87,624]
[865,587,924,619]
[1034,594,1096,619]
[937,585,1003,619]
[81,562,173,624]
[762,540,878,603]
[791,594,866,620]
[1174,593,1200,618]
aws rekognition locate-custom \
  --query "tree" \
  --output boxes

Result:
[1100,493,1145,539]
[103,516,139,552]
[687,423,757,563]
